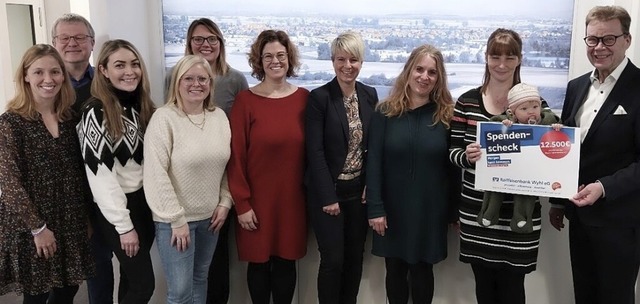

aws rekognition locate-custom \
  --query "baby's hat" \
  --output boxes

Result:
[508,83,540,110]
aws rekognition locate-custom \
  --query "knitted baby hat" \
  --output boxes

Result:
[508,83,540,110]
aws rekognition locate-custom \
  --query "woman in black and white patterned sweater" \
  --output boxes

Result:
[77,39,156,304]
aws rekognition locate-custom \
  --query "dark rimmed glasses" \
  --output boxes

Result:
[191,36,219,46]
[583,34,627,47]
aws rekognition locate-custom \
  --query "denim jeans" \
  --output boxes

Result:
[156,219,219,304]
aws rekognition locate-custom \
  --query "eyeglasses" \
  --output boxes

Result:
[181,75,211,86]
[54,34,93,44]
[583,34,627,47]
[262,52,288,63]
[191,36,219,46]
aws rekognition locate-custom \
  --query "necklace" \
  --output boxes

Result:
[185,111,206,130]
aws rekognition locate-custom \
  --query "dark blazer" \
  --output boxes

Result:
[550,60,640,227]
[304,77,378,207]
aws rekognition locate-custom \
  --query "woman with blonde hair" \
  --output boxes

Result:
[305,30,378,304]
[0,44,93,303]
[145,55,232,304]
[179,19,248,304]
[77,39,156,304]
[367,44,459,304]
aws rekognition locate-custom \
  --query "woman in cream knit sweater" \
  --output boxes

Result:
[143,55,232,304]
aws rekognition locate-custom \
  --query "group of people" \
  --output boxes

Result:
[0,4,638,304]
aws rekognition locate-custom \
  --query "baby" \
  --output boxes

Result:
[478,83,562,233]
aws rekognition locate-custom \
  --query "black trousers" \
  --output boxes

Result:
[310,196,368,304]
[93,188,155,304]
[86,204,115,304]
[569,218,640,304]
[471,263,525,304]
[206,208,233,304]
[247,256,296,304]
[23,285,79,304]
[385,258,434,304]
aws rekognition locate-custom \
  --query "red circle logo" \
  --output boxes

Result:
[539,131,571,159]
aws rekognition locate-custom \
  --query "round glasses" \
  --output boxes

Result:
[54,34,93,44]
[191,36,219,46]
[181,75,211,86]
[583,34,626,47]
[262,52,288,63]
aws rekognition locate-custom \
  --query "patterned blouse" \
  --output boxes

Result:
[339,92,364,179]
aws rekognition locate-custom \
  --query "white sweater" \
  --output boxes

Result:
[143,103,232,228]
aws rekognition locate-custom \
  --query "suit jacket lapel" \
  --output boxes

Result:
[329,78,350,140]
[568,77,591,127]
[583,63,635,143]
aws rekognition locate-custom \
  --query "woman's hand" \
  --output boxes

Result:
[465,142,482,164]
[322,202,340,216]
[368,216,387,236]
[34,228,57,259]
[238,209,258,231]
[209,206,230,233]
[171,224,191,252]
[119,229,140,257]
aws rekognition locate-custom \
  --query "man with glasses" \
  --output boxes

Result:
[52,13,115,304]
[52,13,95,114]
[549,5,640,304]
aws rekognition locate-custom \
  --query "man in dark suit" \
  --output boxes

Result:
[549,5,640,304]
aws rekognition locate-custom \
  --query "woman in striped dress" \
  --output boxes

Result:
[448,28,550,304]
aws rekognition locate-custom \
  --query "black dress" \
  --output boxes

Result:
[367,103,457,264]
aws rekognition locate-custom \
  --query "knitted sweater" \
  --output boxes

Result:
[143,103,232,228]
[77,89,144,234]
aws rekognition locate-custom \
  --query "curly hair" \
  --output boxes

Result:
[247,29,300,81]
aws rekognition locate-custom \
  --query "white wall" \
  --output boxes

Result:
[34,0,640,303]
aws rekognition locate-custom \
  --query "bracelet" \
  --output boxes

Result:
[31,223,47,236]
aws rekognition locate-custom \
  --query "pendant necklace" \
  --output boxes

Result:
[185,109,206,130]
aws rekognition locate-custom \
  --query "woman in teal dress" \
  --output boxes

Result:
[366,44,459,304]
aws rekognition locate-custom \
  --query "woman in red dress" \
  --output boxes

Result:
[227,29,308,304]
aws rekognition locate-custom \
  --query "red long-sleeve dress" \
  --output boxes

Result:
[228,88,308,263]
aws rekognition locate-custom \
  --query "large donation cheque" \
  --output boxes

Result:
[475,122,580,199]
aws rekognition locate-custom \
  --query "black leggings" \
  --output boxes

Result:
[247,256,297,304]
[93,188,155,304]
[23,285,79,304]
[471,263,526,304]
[385,257,434,304]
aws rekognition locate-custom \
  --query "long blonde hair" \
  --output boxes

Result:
[91,39,155,140]
[377,44,454,128]
[6,44,75,121]
[167,55,217,111]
